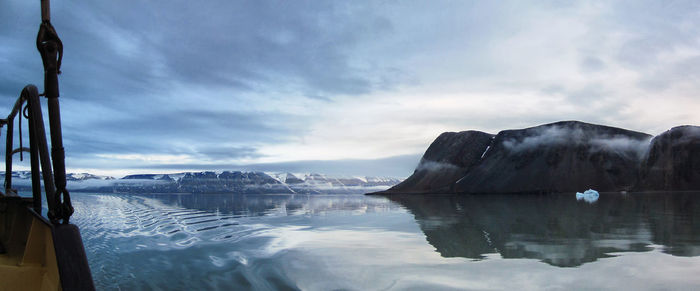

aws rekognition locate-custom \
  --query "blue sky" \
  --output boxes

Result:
[1,0,699,177]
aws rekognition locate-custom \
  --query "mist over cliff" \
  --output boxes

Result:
[380,121,700,194]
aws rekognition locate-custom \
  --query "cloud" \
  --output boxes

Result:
[579,56,605,73]
[502,126,586,152]
[589,136,651,159]
[52,1,396,99]
[0,0,412,174]
[1,0,699,176]
[415,160,460,172]
[59,108,304,171]
[501,125,652,160]
[195,146,263,161]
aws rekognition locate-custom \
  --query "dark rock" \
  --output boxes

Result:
[638,126,700,190]
[284,173,304,184]
[375,120,689,195]
[122,174,159,180]
[456,121,651,193]
[384,130,494,193]
[158,174,174,181]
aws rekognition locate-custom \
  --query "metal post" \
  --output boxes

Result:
[48,99,67,194]
[4,115,13,195]
[24,85,58,221]
[41,0,50,22]
[28,104,42,214]
[37,0,71,222]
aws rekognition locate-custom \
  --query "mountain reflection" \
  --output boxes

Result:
[387,192,700,267]
[137,193,398,217]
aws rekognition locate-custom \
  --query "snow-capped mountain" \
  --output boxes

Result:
[267,172,402,193]
[2,171,402,194]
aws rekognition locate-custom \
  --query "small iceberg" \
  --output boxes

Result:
[576,189,599,203]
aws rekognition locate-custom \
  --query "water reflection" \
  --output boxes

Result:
[70,193,405,290]
[140,193,397,216]
[388,192,700,267]
[69,192,700,290]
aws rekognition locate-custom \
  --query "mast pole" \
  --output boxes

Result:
[37,0,72,223]
[41,0,50,22]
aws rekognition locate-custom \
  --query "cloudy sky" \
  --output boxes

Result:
[1,0,699,177]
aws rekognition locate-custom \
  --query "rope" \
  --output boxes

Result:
[57,188,74,224]
[37,20,63,75]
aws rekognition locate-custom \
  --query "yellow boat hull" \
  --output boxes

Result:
[1,197,61,291]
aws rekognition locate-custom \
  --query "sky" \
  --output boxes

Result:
[1,0,699,178]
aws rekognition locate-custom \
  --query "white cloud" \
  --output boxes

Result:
[4,0,700,175]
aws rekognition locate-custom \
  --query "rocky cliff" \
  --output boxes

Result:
[638,126,700,190]
[388,131,493,193]
[381,121,699,194]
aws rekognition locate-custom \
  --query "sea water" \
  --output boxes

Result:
[66,192,700,290]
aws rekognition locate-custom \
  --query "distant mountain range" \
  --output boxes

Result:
[1,171,402,194]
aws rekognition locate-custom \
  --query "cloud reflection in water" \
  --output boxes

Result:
[70,192,700,290]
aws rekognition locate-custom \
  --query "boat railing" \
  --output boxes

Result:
[0,0,73,226]
[0,0,95,289]
[0,84,72,225]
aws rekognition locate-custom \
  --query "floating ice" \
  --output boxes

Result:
[576,189,599,203]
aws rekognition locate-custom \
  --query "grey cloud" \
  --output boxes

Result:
[86,109,294,139]
[540,85,565,96]
[579,56,605,73]
[612,1,700,62]
[589,136,651,159]
[617,38,666,69]
[502,125,651,160]
[566,84,606,105]
[53,1,396,98]
[3,0,699,177]
[60,108,307,169]
[195,146,263,161]
[502,126,586,152]
[415,160,460,172]
[1,0,403,174]
[636,55,700,91]
[609,0,700,90]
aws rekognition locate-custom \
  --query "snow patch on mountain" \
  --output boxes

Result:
[2,170,402,194]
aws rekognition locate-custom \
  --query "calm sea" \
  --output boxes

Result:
[67,192,700,290]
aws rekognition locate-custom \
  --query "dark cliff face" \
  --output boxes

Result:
[378,120,681,195]
[638,126,700,190]
[456,121,652,193]
[386,130,493,193]
[284,173,304,184]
